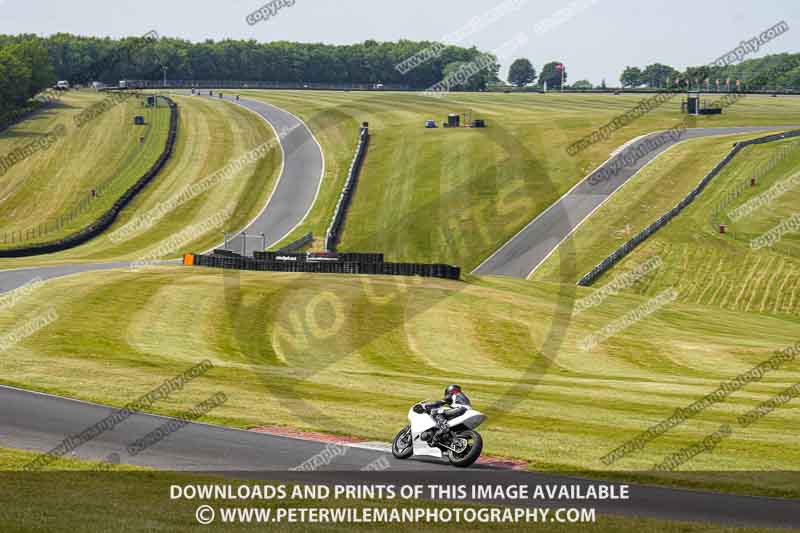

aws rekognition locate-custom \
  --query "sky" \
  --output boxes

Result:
[1,0,798,86]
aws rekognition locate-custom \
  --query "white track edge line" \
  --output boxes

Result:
[470,132,660,274]
[195,95,325,254]
[472,125,798,276]
[525,127,795,280]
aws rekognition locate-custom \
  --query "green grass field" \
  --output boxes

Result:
[0,91,171,247]
[1,92,799,505]
[236,91,800,270]
[0,94,281,268]
[1,266,798,496]
[3,448,784,533]
[533,131,800,316]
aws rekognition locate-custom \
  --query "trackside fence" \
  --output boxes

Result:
[0,96,179,257]
[325,124,369,251]
[577,128,800,286]
[122,80,412,91]
[187,251,460,280]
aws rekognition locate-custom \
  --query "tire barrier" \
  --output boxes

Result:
[277,231,313,252]
[212,249,242,258]
[577,128,800,287]
[189,252,460,280]
[325,125,369,252]
[0,96,179,257]
[254,251,384,263]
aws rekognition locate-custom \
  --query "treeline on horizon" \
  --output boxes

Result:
[2,32,800,125]
[0,33,499,88]
[619,55,800,90]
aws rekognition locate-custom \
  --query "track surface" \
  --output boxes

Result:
[0,99,798,528]
[1,385,798,528]
[473,126,800,278]
[204,94,324,255]
[0,94,325,295]
[0,261,133,293]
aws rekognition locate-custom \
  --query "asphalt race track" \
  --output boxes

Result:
[473,126,800,278]
[203,94,325,256]
[1,99,799,528]
[0,94,325,295]
[0,261,135,293]
[0,385,798,528]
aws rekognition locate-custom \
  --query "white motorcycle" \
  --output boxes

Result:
[391,402,486,467]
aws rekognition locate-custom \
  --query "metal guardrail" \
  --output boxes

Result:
[120,80,412,91]
[577,128,800,286]
[325,125,369,252]
[277,232,313,252]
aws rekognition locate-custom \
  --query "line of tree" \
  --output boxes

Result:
[507,58,568,89]
[571,80,593,89]
[0,33,499,90]
[620,63,679,88]
[621,54,800,90]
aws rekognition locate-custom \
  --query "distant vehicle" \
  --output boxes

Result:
[374,83,385,90]
[55,80,70,90]
[91,81,106,90]
[119,80,128,89]
[425,120,437,128]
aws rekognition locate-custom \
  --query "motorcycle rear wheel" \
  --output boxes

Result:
[447,430,483,467]
[392,425,413,459]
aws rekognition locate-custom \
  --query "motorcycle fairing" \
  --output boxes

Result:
[408,408,443,458]
[447,410,486,429]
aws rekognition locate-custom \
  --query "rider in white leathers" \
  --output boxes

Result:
[420,384,471,444]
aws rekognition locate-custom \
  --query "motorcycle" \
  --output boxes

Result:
[391,402,486,467]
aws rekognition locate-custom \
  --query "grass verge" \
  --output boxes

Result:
[0,95,281,269]
[235,91,800,269]
[0,267,797,497]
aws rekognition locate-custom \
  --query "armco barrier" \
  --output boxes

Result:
[325,125,369,251]
[277,232,313,252]
[0,96,179,257]
[577,128,800,286]
[190,253,460,280]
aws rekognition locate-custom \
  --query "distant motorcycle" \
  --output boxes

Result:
[391,402,486,467]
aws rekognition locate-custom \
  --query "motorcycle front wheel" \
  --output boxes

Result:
[392,425,413,459]
[447,430,483,467]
